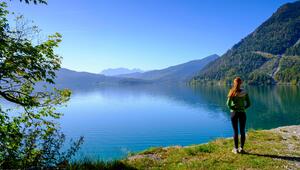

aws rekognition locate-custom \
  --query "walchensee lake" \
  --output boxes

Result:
[58,85,300,160]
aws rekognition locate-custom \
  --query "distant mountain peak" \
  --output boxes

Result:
[100,68,144,76]
[117,54,219,83]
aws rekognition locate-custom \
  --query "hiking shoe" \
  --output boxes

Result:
[238,147,245,154]
[232,148,238,154]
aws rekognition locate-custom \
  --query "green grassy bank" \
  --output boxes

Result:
[67,126,300,170]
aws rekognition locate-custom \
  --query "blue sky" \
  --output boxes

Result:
[7,0,296,73]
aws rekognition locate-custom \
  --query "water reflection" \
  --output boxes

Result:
[191,85,300,129]
[70,84,300,130]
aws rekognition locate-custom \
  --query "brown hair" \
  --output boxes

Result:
[228,77,243,98]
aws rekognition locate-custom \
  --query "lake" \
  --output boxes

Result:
[58,84,300,160]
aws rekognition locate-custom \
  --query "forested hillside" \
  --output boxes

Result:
[191,1,300,85]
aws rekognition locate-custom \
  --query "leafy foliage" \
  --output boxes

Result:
[0,2,83,169]
[285,41,300,56]
[275,56,300,84]
[17,0,47,5]
[0,109,84,168]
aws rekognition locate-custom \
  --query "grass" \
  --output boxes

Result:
[66,129,300,170]
[67,159,137,170]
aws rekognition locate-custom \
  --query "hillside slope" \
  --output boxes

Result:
[119,54,219,83]
[53,68,151,89]
[192,1,300,85]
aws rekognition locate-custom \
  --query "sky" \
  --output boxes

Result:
[6,0,296,73]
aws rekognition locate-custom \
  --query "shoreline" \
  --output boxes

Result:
[68,125,300,169]
[123,125,300,170]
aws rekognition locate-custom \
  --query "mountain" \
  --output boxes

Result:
[118,54,219,83]
[51,54,219,89]
[52,68,151,89]
[191,1,300,85]
[100,68,143,76]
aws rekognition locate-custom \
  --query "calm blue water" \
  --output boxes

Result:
[58,85,300,160]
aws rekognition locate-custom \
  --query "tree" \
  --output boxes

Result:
[17,0,47,5]
[0,2,83,168]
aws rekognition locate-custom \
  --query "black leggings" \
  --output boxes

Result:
[231,111,246,149]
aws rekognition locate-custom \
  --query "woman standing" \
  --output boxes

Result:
[226,77,251,154]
